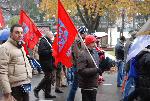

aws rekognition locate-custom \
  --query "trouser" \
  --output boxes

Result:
[122,77,135,100]
[55,70,61,90]
[81,89,97,101]
[117,60,125,86]
[11,86,29,101]
[36,60,42,73]
[67,74,78,101]
[67,68,74,85]
[124,78,138,101]
[36,72,52,95]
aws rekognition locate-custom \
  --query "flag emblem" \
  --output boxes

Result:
[58,19,68,52]
[22,23,29,34]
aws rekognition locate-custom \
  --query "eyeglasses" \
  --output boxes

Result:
[13,31,23,35]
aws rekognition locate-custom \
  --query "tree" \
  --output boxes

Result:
[39,0,119,33]
[135,0,150,21]
[39,0,150,33]
[7,16,19,27]
[0,0,41,21]
[115,0,150,29]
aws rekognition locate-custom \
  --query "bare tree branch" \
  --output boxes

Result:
[76,3,88,27]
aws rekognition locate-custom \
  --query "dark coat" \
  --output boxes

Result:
[135,49,150,100]
[77,49,100,89]
[71,39,85,66]
[115,40,125,60]
[38,37,54,72]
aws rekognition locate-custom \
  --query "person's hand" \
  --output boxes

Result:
[3,93,11,98]
[109,67,117,74]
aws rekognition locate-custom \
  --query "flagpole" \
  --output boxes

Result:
[21,0,24,10]
[78,33,99,68]
[43,37,52,48]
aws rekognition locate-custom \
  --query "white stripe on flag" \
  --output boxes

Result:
[39,100,53,101]
[103,84,112,86]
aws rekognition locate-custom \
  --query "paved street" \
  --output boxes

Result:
[0,72,122,101]
[30,72,122,101]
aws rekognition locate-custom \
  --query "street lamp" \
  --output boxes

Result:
[120,9,125,37]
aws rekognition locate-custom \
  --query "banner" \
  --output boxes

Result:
[0,7,5,28]
[19,10,42,49]
[52,0,78,67]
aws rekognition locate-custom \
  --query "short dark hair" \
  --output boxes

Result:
[10,24,22,33]
[120,36,126,41]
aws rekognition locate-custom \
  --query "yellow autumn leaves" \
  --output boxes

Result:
[39,0,150,21]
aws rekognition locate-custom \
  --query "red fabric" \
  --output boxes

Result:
[95,47,103,51]
[0,7,5,28]
[19,10,42,50]
[52,0,78,68]
[85,35,96,45]
[96,47,105,60]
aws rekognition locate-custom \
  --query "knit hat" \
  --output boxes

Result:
[78,26,87,34]
[85,35,96,45]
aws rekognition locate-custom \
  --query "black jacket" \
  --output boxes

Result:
[38,37,54,72]
[115,40,125,60]
[135,49,150,100]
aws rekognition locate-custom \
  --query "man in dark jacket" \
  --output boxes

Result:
[33,31,56,98]
[77,35,102,101]
[115,36,126,87]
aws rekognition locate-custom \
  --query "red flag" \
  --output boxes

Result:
[52,0,78,68]
[19,10,42,49]
[0,7,5,28]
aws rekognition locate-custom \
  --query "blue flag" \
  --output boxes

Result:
[128,58,138,78]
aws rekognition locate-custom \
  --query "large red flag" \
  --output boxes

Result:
[19,10,42,49]
[52,0,78,67]
[0,7,5,28]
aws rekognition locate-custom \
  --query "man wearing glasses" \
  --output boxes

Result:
[0,24,32,101]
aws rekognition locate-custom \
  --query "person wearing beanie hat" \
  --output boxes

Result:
[77,35,102,101]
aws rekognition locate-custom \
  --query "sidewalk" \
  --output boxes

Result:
[105,52,116,60]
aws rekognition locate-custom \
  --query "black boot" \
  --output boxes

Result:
[45,94,56,98]
[55,89,63,93]
[34,78,46,98]
[33,87,40,98]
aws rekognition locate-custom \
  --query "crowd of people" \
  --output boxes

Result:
[0,20,150,101]
[115,19,150,101]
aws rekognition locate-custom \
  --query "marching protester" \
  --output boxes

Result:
[122,31,137,100]
[33,31,56,99]
[133,45,150,101]
[115,36,126,87]
[0,24,32,101]
[77,35,102,101]
[123,19,150,101]
[67,26,87,101]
